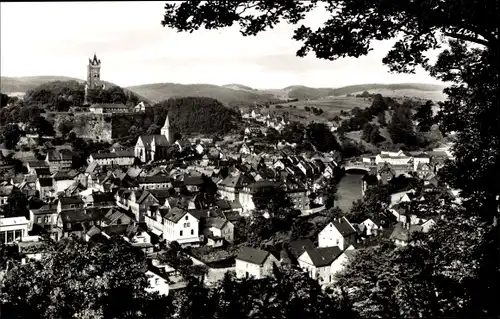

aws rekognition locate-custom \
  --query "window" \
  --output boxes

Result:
[180,230,183,236]
[155,278,160,285]
[191,229,194,235]
[185,216,188,220]
[70,204,75,208]
[183,223,190,228]
[6,231,14,243]
[37,217,42,223]
[44,216,50,223]
[14,229,22,240]
[336,239,340,245]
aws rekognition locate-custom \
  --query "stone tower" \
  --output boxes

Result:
[161,115,173,143]
[87,53,101,88]
[84,53,105,104]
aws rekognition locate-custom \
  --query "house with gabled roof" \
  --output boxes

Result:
[204,216,234,246]
[101,208,133,227]
[36,178,54,200]
[235,246,279,279]
[45,149,76,173]
[318,217,357,250]
[218,172,253,201]
[52,171,74,194]
[283,239,315,265]
[145,206,201,246]
[137,175,171,189]
[298,246,344,285]
[56,208,107,239]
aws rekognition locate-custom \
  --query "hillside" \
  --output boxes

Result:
[350,88,447,102]
[126,82,279,107]
[0,76,151,104]
[1,76,447,107]
[1,76,83,94]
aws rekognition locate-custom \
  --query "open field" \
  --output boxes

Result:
[270,96,372,123]
[350,88,447,102]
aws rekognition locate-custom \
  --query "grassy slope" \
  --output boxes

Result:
[349,88,447,102]
[126,83,277,106]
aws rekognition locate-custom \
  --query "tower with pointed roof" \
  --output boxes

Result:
[84,53,105,105]
[160,115,173,143]
[87,53,101,88]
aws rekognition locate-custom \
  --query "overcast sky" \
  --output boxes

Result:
[1,1,442,89]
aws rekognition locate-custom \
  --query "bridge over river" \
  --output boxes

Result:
[342,159,377,172]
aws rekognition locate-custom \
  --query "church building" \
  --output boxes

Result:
[134,116,174,163]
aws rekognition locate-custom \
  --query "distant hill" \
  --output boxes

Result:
[126,82,279,107]
[127,82,446,106]
[1,76,83,93]
[1,76,447,106]
[263,83,446,100]
[0,76,151,104]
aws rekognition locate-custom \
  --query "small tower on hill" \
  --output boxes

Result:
[161,115,174,143]
[84,53,105,105]
[87,53,101,88]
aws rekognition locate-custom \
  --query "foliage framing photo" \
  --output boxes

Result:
[162,0,498,318]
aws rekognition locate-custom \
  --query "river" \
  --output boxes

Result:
[335,172,365,212]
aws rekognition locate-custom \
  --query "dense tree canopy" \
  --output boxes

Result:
[0,124,22,149]
[387,105,416,146]
[1,237,172,318]
[147,97,242,136]
[414,100,434,132]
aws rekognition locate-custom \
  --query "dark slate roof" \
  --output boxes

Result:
[38,178,53,187]
[59,196,84,205]
[332,217,357,237]
[288,239,315,259]
[138,135,170,147]
[219,173,252,188]
[305,246,343,267]
[31,205,57,215]
[34,168,52,176]
[138,175,170,184]
[27,160,48,168]
[164,207,188,223]
[91,152,117,159]
[91,103,129,109]
[215,199,231,210]
[52,171,71,181]
[102,224,129,236]
[90,192,115,203]
[206,217,227,229]
[183,175,204,186]
[60,209,104,223]
[236,246,271,265]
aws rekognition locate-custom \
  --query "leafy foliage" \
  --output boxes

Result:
[24,81,85,111]
[0,124,22,149]
[414,100,434,132]
[306,122,341,152]
[1,237,172,318]
[146,97,242,136]
[387,105,416,146]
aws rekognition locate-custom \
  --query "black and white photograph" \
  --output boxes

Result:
[0,1,498,318]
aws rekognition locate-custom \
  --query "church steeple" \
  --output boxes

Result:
[161,114,172,143]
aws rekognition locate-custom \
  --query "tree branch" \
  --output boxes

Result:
[444,32,489,47]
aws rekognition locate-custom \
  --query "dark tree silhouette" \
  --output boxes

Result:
[414,100,434,132]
